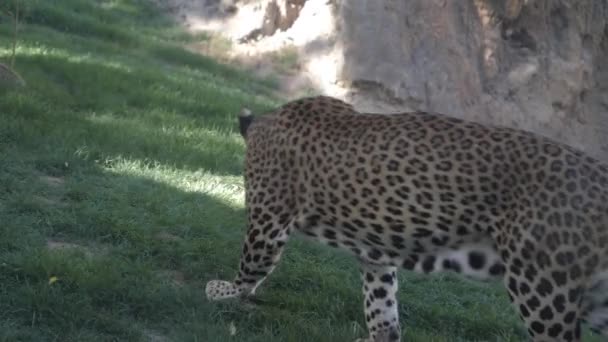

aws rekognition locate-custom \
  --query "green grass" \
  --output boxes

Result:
[0,1,603,341]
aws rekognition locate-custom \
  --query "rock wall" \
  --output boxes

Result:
[337,0,608,161]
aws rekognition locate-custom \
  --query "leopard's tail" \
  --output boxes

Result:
[239,108,254,138]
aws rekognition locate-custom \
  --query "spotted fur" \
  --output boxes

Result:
[205,96,608,342]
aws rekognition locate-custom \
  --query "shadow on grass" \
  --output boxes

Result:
[0,154,249,341]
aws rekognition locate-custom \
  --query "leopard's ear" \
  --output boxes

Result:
[238,107,254,138]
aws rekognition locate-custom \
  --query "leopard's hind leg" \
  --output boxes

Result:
[496,219,586,342]
[356,262,401,342]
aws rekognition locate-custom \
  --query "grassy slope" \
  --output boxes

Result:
[0,1,601,341]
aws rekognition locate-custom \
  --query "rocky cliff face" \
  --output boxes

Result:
[158,0,608,161]
[337,0,608,162]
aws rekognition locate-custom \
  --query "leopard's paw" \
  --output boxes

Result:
[355,328,401,342]
[205,280,240,300]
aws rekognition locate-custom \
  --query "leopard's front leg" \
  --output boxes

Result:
[205,212,292,301]
[356,263,401,342]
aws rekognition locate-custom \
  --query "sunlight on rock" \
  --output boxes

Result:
[155,0,347,99]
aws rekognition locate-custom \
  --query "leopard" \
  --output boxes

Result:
[205,95,608,342]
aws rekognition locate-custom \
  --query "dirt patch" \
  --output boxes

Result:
[156,269,186,287]
[142,329,171,342]
[39,175,65,188]
[35,175,67,208]
[154,232,183,242]
[46,239,107,258]
[33,195,67,208]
